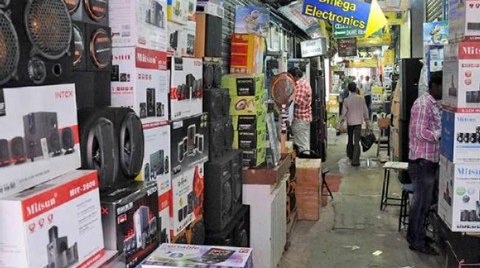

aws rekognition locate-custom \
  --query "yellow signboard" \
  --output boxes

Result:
[383,49,395,66]
[347,58,378,68]
[357,33,392,47]
[384,11,405,25]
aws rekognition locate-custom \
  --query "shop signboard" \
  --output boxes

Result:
[347,58,378,68]
[235,6,270,37]
[384,11,405,25]
[357,33,393,47]
[333,23,384,39]
[337,38,357,57]
[424,21,449,46]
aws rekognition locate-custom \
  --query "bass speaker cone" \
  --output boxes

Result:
[0,10,19,86]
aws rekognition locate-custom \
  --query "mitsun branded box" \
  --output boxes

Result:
[111,47,169,124]
[0,84,81,198]
[448,0,480,42]
[438,156,480,231]
[442,41,480,112]
[141,244,253,268]
[0,170,104,268]
[158,190,171,243]
[440,110,480,163]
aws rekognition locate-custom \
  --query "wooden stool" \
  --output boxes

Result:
[380,161,408,211]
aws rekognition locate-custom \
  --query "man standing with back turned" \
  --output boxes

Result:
[407,71,442,255]
[289,67,312,153]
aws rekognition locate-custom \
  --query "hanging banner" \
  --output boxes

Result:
[302,0,387,38]
[423,21,448,46]
[337,38,357,57]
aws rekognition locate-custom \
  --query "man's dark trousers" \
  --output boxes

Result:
[347,125,361,165]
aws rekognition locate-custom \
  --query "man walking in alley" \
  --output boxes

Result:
[407,71,442,255]
[289,67,312,153]
[341,82,370,166]
[363,75,373,118]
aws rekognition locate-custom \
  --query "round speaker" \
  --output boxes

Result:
[61,127,75,153]
[222,180,232,215]
[119,112,144,178]
[84,0,107,22]
[10,136,26,164]
[25,0,72,60]
[89,28,111,69]
[213,64,222,87]
[64,0,80,14]
[0,10,19,86]
[204,64,214,89]
[73,24,85,68]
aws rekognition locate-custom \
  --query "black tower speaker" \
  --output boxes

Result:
[0,139,10,167]
[0,0,73,87]
[71,71,111,110]
[65,0,109,26]
[204,14,222,58]
[61,127,75,154]
[146,88,156,117]
[203,88,230,121]
[208,119,226,158]
[205,205,250,247]
[203,62,222,89]
[23,112,62,160]
[10,136,26,164]
[85,23,112,72]
[310,69,327,161]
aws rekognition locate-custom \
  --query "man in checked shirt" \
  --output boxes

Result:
[407,71,443,255]
[289,67,312,154]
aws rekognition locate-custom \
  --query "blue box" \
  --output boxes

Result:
[441,110,480,163]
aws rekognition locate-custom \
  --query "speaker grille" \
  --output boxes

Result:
[89,28,111,69]
[0,11,19,85]
[25,0,72,60]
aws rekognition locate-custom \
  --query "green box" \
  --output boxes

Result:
[232,109,267,131]
[230,95,265,116]
[221,73,265,97]
[242,147,266,167]
[233,129,267,150]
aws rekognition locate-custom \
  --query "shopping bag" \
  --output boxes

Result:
[360,129,376,152]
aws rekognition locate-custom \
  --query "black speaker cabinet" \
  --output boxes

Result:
[71,71,111,110]
[188,218,205,245]
[65,0,109,26]
[0,139,10,167]
[203,88,230,121]
[0,0,73,87]
[10,136,26,164]
[72,21,86,71]
[23,112,62,160]
[204,150,243,231]
[203,62,222,89]
[146,88,156,117]
[149,150,165,180]
[195,13,222,58]
[85,23,112,72]
[205,205,250,247]
[208,119,226,158]
[225,116,234,150]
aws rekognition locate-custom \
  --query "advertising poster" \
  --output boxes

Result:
[424,21,448,46]
[235,6,270,37]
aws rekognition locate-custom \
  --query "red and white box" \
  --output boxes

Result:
[111,47,169,124]
[0,170,104,268]
[448,0,480,42]
[443,41,480,112]
[109,0,168,51]
[158,190,171,243]
[169,57,203,121]
[0,84,81,198]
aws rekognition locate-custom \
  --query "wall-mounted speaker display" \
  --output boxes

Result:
[66,0,108,26]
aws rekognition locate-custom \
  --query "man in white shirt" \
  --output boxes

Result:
[356,75,364,91]
[363,75,373,118]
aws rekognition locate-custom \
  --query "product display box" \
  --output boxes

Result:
[442,41,480,112]
[0,170,104,268]
[158,190,171,243]
[221,74,265,97]
[170,113,209,175]
[169,161,205,237]
[167,21,196,57]
[170,57,204,121]
[167,0,189,24]
[141,244,253,268]
[109,0,168,51]
[138,124,171,198]
[232,110,267,131]
[230,34,265,74]
[111,47,169,124]
[101,181,159,268]
[233,128,267,150]
[230,95,265,116]
[438,156,480,231]
[242,147,266,167]
[0,84,81,198]
[440,110,480,163]
[196,0,224,18]
[448,0,480,42]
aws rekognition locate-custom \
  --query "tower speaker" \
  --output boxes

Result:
[85,23,112,72]
[225,116,234,149]
[10,136,26,164]
[194,13,222,58]
[208,119,226,158]
[203,88,230,121]
[203,61,222,89]
[71,71,111,110]
[146,88,156,117]
[0,139,10,167]
[0,0,73,87]
[65,0,109,26]
[205,205,250,247]
[23,112,62,160]
[61,127,75,154]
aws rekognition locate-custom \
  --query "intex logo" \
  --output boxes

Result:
[26,193,57,216]
[55,90,74,99]
[457,167,480,176]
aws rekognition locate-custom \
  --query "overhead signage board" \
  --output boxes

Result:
[302,0,387,38]
[300,37,327,58]
[333,23,384,39]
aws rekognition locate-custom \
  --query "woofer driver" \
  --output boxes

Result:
[64,0,80,14]
[84,0,107,22]
[119,112,144,178]
[0,10,19,85]
[89,27,111,69]
[73,24,85,67]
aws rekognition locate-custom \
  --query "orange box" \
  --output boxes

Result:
[295,158,321,187]
[230,34,265,74]
[296,185,320,221]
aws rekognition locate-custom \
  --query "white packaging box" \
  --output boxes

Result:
[158,190,171,243]
[0,84,81,198]
[170,57,203,121]
[167,0,189,25]
[448,0,480,42]
[443,41,480,112]
[167,21,196,57]
[138,124,171,198]
[110,0,168,51]
[440,110,480,163]
[169,161,205,237]
[0,170,104,268]
[111,47,169,124]
[438,156,480,232]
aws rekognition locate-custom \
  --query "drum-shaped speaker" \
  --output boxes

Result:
[0,139,10,167]
[10,136,26,164]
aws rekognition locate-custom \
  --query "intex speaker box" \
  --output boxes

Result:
[170,161,205,237]
[140,244,253,268]
[170,57,203,121]
[0,84,81,198]
[101,181,159,268]
[0,0,73,87]
[0,170,105,268]
[71,71,111,110]
[65,0,109,26]
[205,205,250,247]
[111,47,169,124]
[204,150,243,231]
[170,113,209,175]
[195,13,222,58]
[203,88,230,121]
[78,107,144,191]
[109,0,167,51]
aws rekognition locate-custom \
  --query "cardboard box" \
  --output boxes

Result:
[233,129,267,150]
[242,147,266,167]
[230,34,265,74]
[101,182,159,268]
[158,190,171,243]
[167,21,197,57]
[442,41,480,112]
[167,0,189,25]
[296,185,320,221]
[111,47,169,124]
[169,161,205,237]
[232,109,267,131]
[0,170,104,268]
[230,95,265,116]
[440,110,480,163]
[141,244,253,267]
[295,158,321,188]
[170,113,209,175]
[0,84,81,198]
[170,57,204,121]
[109,0,168,51]
[138,124,171,198]
[448,0,480,42]
[196,1,224,18]
[438,156,480,231]
[221,74,265,97]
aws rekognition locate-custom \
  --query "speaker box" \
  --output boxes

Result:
[65,0,109,26]
[85,23,112,72]
[205,205,250,247]
[72,21,86,71]
[203,88,230,121]
[0,0,73,87]
[194,13,222,58]
[0,139,10,167]
[208,119,226,158]
[203,61,222,89]
[23,112,63,160]
[10,136,26,164]
[225,116,234,149]
[71,71,111,110]
[204,150,243,231]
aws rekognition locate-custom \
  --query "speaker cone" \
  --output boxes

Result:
[25,0,72,60]
[119,112,144,178]
[84,0,107,22]
[89,27,111,69]
[73,24,85,68]
[64,0,80,14]
[0,10,19,85]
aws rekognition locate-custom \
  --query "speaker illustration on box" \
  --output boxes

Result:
[45,226,79,268]
[85,23,112,72]
[139,103,147,118]
[205,205,250,247]
[146,88,156,117]
[65,0,109,26]
[61,127,75,154]
[134,206,150,249]
[156,102,165,117]
[23,112,62,160]
[170,30,178,51]
[149,150,164,180]
[0,139,10,167]
[176,74,203,101]
[10,136,26,165]
[177,124,205,163]
[0,0,73,87]
[145,0,164,28]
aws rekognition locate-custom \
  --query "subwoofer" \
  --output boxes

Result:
[23,112,62,160]
[85,23,112,72]
[0,0,73,87]
[10,136,26,164]
[71,71,111,110]
[203,88,230,121]
[61,127,75,154]
[205,205,250,247]
[66,0,109,26]
[0,139,10,167]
